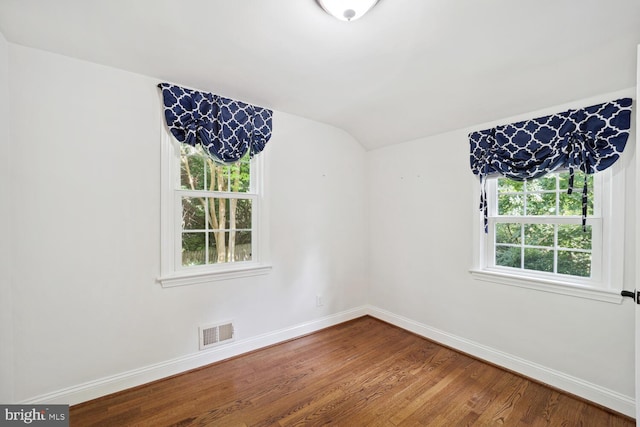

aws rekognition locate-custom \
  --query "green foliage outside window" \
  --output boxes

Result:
[494,171,593,278]
[179,144,253,266]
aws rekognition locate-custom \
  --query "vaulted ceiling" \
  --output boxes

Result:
[0,0,639,149]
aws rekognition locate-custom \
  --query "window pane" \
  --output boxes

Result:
[180,145,207,190]
[498,194,524,215]
[525,193,556,215]
[208,231,253,263]
[585,174,594,190]
[487,171,601,282]
[498,178,524,193]
[527,175,556,192]
[558,171,593,190]
[558,251,591,277]
[208,231,224,263]
[182,232,206,266]
[524,224,554,247]
[557,225,591,250]
[558,172,571,190]
[231,231,252,262]
[585,196,594,216]
[172,138,259,272]
[496,223,521,244]
[229,161,251,193]
[182,197,207,230]
[524,248,553,273]
[206,198,222,230]
[558,172,594,216]
[220,165,231,191]
[206,198,253,230]
[211,162,229,192]
[558,192,593,216]
[201,155,252,194]
[496,245,521,268]
[558,192,582,216]
[231,198,252,229]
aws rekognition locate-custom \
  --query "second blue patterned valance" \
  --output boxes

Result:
[158,83,273,164]
[469,98,632,232]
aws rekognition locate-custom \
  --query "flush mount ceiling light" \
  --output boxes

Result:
[316,0,380,21]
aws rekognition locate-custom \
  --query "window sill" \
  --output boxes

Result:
[469,269,622,304]
[158,263,272,288]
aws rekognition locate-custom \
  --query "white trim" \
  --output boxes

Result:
[366,306,635,417]
[159,128,270,285]
[21,306,368,406]
[159,126,177,278]
[634,47,640,422]
[18,305,635,417]
[469,269,622,304]
[473,166,625,301]
[19,305,634,417]
[158,263,272,287]
[602,162,625,295]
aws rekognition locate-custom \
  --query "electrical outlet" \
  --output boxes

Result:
[316,295,323,307]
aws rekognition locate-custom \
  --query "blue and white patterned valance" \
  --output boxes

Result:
[469,97,632,232]
[158,83,273,164]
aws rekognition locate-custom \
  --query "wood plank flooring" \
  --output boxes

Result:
[70,316,634,426]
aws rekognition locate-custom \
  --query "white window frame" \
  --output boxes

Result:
[470,167,624,304]
[158,128,271,288]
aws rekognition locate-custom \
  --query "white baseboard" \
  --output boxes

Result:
[21,306,368,406]
[365,305,635,418]
[21,304,635,418]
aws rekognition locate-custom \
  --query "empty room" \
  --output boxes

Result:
[1,0,640,425]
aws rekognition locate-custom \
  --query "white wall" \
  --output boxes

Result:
[0,31,13,403]
[7,44,368,403]
[4,39,636,415]
[367,91,636,412]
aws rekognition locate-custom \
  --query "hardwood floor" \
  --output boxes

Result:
[70,316,634,426]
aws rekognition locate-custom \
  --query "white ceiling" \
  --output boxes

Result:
[0,0,639,149]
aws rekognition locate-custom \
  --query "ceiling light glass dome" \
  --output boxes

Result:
[316,0,380,21]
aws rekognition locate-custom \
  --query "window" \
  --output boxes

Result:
[159,131,271,287]
[471,168,624,303]
[491,171,598,279]
[181,144,254,266]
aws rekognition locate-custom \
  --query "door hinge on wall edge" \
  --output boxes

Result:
[620,290,640,304]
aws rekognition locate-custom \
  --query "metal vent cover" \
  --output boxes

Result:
[199,321,235,350]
